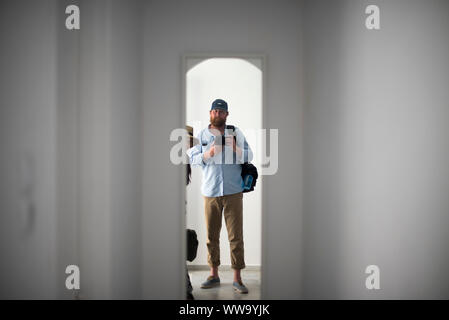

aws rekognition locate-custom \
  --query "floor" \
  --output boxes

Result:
[187,267,261,300]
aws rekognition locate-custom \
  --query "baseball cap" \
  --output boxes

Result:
[211,99,228,112]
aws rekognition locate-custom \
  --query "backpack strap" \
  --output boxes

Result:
[227,125,251,164]
[225,125,237,163]
[226,125,235,131]
[226,125,236,142]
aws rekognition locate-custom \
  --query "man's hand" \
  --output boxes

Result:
[203,141,222,160]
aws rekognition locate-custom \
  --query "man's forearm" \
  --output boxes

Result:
[234,146,243,159]
[203,148,213,162]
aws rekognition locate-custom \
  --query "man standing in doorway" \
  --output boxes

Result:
[186,99,253,294]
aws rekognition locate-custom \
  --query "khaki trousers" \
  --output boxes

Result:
[203,192,245,270]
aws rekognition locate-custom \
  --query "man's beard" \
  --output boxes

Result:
[210,116,226,127]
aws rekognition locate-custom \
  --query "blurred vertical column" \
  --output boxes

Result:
[0,0,59,299]
[57,0,82,300]
[75,0,143,299]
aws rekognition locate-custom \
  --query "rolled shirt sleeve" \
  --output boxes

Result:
[187,143,205,167]
[186,132,213,167]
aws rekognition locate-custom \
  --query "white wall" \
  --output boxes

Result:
[185,58,262,267]
[5,0,448,301]
[1,0,305,300]
[142,0,305,299]
[303,0,449,299]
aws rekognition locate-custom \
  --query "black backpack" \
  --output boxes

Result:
[186,229,198,262]
[240,162,258,193]
[226,125,258,193]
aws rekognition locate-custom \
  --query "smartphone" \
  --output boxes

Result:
[214,135,224,145]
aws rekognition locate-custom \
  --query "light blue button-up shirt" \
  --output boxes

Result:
[187,125,253,197]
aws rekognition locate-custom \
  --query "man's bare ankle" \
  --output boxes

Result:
[210,269,219,278]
